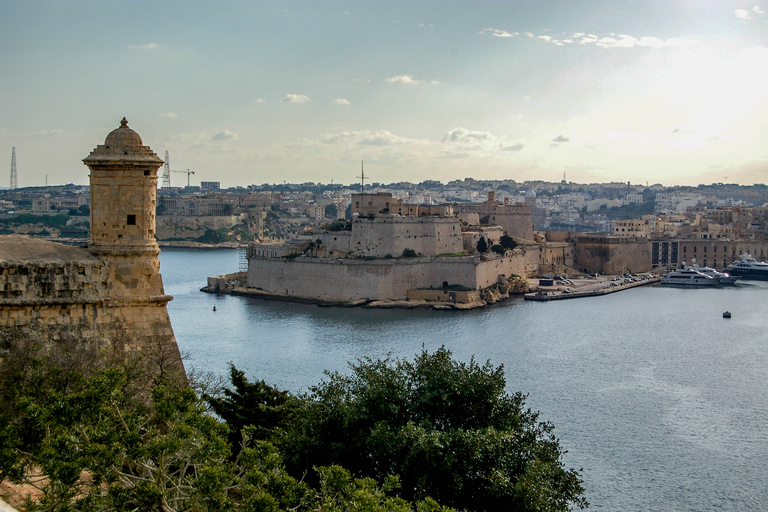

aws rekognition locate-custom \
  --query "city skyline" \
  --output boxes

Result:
[2,1,767,188]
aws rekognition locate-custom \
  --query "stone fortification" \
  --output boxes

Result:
[0,120,183,374]
[320,215,463,258]
[454,198,534,241]
[245,251,530,302]
[574,235,652,274]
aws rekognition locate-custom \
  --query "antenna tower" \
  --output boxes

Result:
[162,151,171,189]
[10,147,17,189]
[357,161,367,194]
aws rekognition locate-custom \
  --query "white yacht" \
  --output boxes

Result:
[726,254,768,281]
[660,267,721,287]
[689,259,740,285]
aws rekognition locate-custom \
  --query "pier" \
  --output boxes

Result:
[524,275,660,301]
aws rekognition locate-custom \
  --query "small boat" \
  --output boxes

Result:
[723,311,731,318]
[213,305,217,312]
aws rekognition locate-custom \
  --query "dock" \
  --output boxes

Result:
[524,275,660,301]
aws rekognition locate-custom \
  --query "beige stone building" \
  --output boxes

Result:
[0,119,183,374]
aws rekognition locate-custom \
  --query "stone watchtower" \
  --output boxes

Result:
[82,119,181,365]
[84,118,165,298]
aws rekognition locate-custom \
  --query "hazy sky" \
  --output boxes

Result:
[2,1,767,188]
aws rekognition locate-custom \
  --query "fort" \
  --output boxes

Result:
[206,191,546,308]
[0,119,183,374]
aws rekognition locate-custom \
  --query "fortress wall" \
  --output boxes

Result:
[347,217,463,258]
[246,252,528,301]
[574,237,652,274]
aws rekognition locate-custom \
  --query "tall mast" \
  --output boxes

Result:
[9,147,17,189]
[357,161,367,194]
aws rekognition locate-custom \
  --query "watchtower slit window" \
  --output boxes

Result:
[127,214,137,226]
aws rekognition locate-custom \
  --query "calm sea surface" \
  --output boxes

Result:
[160,248,768,511]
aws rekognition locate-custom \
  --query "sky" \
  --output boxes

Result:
[2,1,767,189]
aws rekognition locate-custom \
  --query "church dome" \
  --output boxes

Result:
[104,117,143,149]
[525,189,537,198]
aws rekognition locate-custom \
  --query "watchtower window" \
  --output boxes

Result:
[127,214,137,225]
[144,170,150,176]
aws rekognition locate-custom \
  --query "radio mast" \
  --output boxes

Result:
[162,151,171,189]
[10,147,17,189]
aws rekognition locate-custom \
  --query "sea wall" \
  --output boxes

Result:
[246,250,530,301]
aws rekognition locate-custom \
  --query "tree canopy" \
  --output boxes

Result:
[277,347,587,512]
[0,338,586,512]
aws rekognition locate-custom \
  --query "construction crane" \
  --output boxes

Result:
[172,169,195,187]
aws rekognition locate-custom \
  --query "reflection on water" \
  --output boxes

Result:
[160,248,768,511]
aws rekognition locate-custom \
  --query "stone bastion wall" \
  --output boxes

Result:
[246,250,532,302]
[0,237,180,367]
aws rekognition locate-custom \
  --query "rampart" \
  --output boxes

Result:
[573,236,652,274]
[322,215,463,258]
[245,251,530,302]
[0,236,178,362]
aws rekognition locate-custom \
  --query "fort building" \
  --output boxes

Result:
[0,119,183,374]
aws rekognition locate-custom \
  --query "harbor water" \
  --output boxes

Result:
[160,248,768,511]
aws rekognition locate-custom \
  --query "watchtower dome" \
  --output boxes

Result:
[84,118,164,255]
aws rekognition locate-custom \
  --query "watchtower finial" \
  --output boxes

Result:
[120,117,128,127]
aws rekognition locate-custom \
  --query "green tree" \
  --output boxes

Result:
[491,244,505,254]
[279,348,587,512]
[207,364,295,450]
[499,235,518,250]
[476,236,488,253]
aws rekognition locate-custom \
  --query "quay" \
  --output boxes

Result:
[524,274,660,301]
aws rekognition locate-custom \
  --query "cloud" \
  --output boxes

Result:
[212,130,239,141]
[484,28,696,49]
[332,98,350,106]
[442,127,498,145]
[552,134,570,143]
[753,6,765,14]
[159,112,178,119]
[735,9,751,19]
[322,130,422,146]
[500,143,525,151]
[28,129,63,137]
[256,99,265,104]
[385,75,423,85]
[282,94,310,104]
[418,23,435,28]
[479,28,517,38]
[128,43,159,50]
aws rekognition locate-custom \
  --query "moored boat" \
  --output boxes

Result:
[689,259,740,284]
[660,267,721,287]
[726,254,768,281]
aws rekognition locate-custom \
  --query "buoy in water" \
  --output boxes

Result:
[213,305,217,312]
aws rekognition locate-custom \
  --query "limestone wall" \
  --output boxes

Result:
[320,216,463,258]
[574,236,652,274]
[246,251,529,301]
